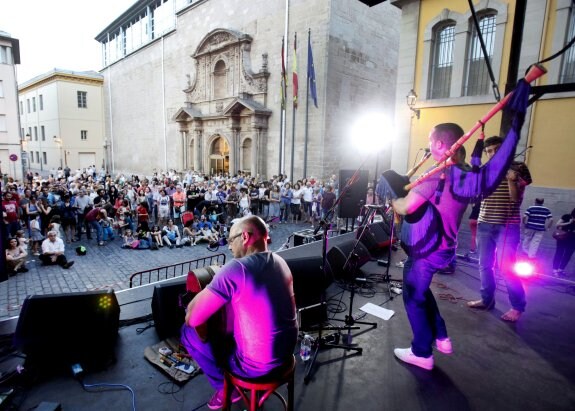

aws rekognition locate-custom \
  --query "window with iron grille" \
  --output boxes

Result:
[77,91,87,108]
[39,94,44,110]
[560,6,575,83]
[429,24,455,99]
[81,130,88,140]
[464,14,496,96]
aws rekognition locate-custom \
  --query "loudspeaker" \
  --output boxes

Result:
[14,289,120,373]
[151,278,188,340]
[339,170,369,218]
[326,239,372,282]
[358,222,391,252]
[284,255,330,308]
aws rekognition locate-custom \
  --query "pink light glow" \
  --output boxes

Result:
[514,261,536,278]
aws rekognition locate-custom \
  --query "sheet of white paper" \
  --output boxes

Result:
[359,303,395,321]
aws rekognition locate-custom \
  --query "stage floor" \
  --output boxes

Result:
[2,243,575,411]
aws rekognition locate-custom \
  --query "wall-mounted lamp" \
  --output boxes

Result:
[406,89,421,119]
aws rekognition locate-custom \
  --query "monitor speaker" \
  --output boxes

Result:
[284,255,330,308]
[14,289,120,373]
[338,170,369,218]
[151,278,188,340]
[358,222,392,252]
[326,239,372,282]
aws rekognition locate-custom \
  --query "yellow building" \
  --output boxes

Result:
[391,0,575,213]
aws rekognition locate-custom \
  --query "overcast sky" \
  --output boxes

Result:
[1,0,135,83]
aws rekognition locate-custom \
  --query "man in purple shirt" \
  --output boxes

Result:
[391,123,468,371]
[181,215,298,409]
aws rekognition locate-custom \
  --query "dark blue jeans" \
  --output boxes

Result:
[477,222,525,311]
[180,325,261,390]
[403,248,453,358]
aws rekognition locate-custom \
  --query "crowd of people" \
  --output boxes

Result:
[1,166,345,275]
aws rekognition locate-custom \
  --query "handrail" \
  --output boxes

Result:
[129,253,227,288]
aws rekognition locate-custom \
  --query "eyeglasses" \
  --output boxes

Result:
[229,232,252,244]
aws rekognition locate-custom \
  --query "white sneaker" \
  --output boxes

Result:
[394,347,434,370]
[435,338,453,354]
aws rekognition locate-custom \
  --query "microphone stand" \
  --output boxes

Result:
[303,165,371,384]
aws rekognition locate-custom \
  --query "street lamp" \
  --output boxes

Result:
[53,136,63,168]
[406,89,421,119]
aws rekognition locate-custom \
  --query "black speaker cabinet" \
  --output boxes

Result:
[14,289,120,373]
[151,278,188,340]
[284,255,329,308]
[358,222,391,252]
[338,170,369,218]
[326,239,372,282]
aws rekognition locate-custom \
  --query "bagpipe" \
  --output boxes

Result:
[377,64,547,259]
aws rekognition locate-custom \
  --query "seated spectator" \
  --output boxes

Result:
[121,229,139,249]
[40,231,74,269]
[162,219,181,248]
[6,237,29,274]
[181,219,196,246]
[136,224,152,249]
[150,225,164,248]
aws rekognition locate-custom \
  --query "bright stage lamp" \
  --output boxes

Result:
[514,261,536,278]
[351,112,394,154]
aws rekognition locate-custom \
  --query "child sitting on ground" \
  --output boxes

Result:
[121,229,139,249]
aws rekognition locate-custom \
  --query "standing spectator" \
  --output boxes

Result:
[29,215,44,255]
[468,136,532,322]
[321,185,337,222]
[302,182,314,223]
[522,198,553,259]
[268,185,281,223]
[59,194,77,243]
[172,185,186,221]
[291,183,303,223]
[279,183,292,223]
[2,191,21,237]
[552,208,575,277]
[157,189,171,227]
[85,206,102,244]
[74,189,93,241]
[249,184,260,216]
[40,231,74,269]
[238,188,251,216]
[468,201,481,254]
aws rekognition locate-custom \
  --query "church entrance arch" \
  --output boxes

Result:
[209,135,230,175]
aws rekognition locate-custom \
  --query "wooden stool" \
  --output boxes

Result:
[222,355,295,411]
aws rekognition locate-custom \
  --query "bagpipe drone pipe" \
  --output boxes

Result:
[377,64,546,259]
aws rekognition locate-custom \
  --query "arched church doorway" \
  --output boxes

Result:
[209,135,230,175]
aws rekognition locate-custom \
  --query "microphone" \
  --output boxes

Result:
[423,148,430,153]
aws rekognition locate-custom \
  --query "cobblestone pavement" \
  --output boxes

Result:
[0,220,314,320]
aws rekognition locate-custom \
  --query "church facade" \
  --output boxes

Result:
[96,0,400,181]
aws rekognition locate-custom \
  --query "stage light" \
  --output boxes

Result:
[514,260,536,278]
[350,112,394,154]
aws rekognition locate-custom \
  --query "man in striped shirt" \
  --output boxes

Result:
[522,198,553,259]
[467,136,532,322]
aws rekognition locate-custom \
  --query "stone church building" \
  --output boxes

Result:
[96,0,400,180]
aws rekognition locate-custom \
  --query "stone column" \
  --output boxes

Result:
[194,128,202,172]
[253,128,261,177]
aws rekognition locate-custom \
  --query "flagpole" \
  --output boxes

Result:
[279,37,286,176]
[281,0,289,176]
[290,32,297,181]
[303,29,310,180]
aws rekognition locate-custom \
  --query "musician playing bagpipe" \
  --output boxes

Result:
[385,123,469,371]
[181,215,298,409]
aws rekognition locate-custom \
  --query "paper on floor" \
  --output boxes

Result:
[359,303,395,321]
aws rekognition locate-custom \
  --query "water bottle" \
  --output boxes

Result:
[300,334,312,361]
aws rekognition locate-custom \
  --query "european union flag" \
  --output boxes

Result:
[307,35,318,108]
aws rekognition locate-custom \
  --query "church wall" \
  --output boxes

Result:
[101,0,400,181]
